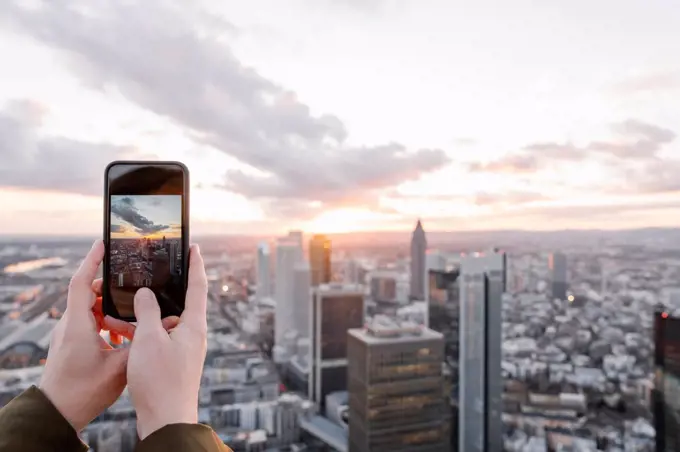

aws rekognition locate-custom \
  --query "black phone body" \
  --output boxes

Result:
[103,161,190,321]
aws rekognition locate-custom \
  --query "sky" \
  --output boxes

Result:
[1,0,680,236]
[110,195,182,240]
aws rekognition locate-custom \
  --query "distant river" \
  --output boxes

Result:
[3,257,68,274]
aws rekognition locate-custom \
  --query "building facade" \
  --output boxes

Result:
[309,284,364,407]
[309,234,332,287]
[549,252,568,301]
[275,241,300,345]
[653,311,680,451]
[410,219,427,300]
[257,242,271,299]
[458,252,505,452]
[427,269,460,449]
[347,320,450,452]
[292,262,312,338]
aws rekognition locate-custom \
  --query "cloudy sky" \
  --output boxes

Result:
[1,0,680,236]
[110,195,181,239]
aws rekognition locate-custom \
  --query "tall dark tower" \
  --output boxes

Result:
[410,219,427,300]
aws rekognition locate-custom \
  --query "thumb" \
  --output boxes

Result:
[133,288,163,334]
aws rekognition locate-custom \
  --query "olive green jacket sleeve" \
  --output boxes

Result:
[0,386,88,452]
[0,386,232,452]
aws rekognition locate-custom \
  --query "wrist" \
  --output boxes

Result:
[38,384,88,432]
[136,410,199,440]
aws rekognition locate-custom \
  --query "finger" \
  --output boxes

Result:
[91,278,103,297]
[103,316,136,340]
[162,316,180,331]
[67,241,105,315]
[133,288,164,336]
[94,310,104,332]
[104,347,130,377]
[181,244,208,333]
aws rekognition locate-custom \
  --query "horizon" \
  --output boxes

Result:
[1,1,680,234]
[2,224,679,241]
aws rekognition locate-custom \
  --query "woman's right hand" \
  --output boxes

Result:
[126,244,209,440]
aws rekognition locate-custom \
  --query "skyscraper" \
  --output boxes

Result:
[344,258,361,284]
[256,242,271,299]
[287,230,304,262]
[549,252,568,300]
[653,311,680,451]
[292,262,311,338]
[427,269,460,448]
[275,241,299,346]
[309,283,364,407]
[309,234,332,287]
[169,241,179,275]
[368,270,399,303]
[426,249,448,272]
[347,319,450,452]
[410,219,427,300]
[458,251,505,452]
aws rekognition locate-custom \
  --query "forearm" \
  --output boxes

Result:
[0,386,88,452]
[136,424,232,452]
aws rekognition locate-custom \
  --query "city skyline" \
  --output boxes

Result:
[1,1,680,236]
[0,214,666,449]
[110,195,182,240]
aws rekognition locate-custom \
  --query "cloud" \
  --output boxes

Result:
[473,191,548,206]
[1,1,450,218]
[468,154,541,174]
[110,224,128,233]
[470,119,677,176]
[611,72,680,95]
[0,99,143,196]
[111,198,170,235]
[424,197,680,230]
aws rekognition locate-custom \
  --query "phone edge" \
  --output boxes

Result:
[102,160,190,322]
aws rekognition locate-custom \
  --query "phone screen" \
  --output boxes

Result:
[104,162,189,320]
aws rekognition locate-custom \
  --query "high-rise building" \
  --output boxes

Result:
[347,318,450,452]
[309,234,332,287]
[368,270,399,303]
[169,241,179,275]
[458,251,505,452]
[410,219,427,300]
[275,241,299,345]
[287,230,304,262]
[427,269,460,449]
[256,242,271,299]
[344,258,361,284]
[549,252,568,300]
[309,283,364,407]
[653,311,680,451]
[426,249,448,272]
[151,250,170,288]
[292,262,311,338]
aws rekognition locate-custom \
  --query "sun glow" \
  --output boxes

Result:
[305,208,397,234]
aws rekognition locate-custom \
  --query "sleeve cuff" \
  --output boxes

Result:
[137,423,230,451]
[0,385,88,452]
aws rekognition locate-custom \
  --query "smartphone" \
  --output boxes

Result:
[103,161,190,321]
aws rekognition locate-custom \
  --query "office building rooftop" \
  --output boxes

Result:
[348,316,442,345]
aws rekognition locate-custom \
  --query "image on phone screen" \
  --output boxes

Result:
[104,163,188,320]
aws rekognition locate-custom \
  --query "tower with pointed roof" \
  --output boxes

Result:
[410,219,427,300]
